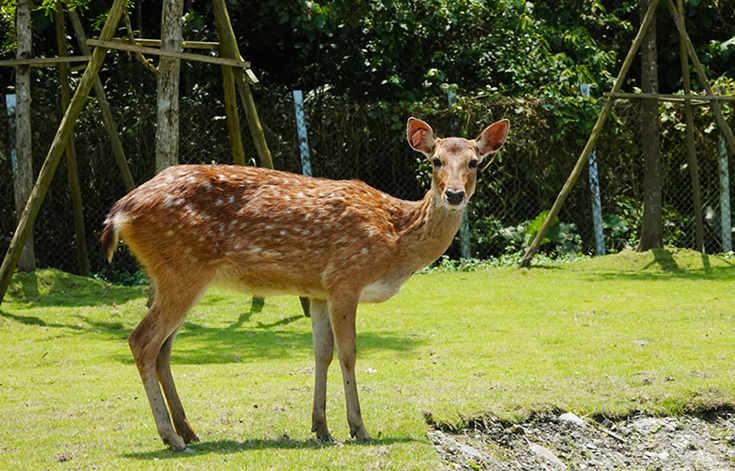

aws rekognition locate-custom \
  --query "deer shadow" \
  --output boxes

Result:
[123,435,420,460]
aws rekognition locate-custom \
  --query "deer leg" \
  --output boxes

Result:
[329,295,372,442]
[310,298,333,441]
[129,282,206,452]
[156,327,199,444]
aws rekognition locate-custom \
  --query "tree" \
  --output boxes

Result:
[13,0,35,272]
[155,0,184,173]
[636,0,663,251]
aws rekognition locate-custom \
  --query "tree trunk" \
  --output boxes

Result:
[636,0,663,252]
[155,0,184,174]
[14,0,36,272]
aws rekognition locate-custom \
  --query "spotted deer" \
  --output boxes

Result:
[101,117,509,451]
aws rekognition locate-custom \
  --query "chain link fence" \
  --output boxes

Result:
[1,70,733,280]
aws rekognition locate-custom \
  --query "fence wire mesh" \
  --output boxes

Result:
[0,70,733,280]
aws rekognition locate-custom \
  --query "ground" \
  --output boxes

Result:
[430,411,735,470]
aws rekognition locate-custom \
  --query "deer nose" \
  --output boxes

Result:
[445,189,465,206]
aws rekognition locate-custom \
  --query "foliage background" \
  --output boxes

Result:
[0,0,734,279]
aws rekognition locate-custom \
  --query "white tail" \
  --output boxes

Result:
[101,117,510,451]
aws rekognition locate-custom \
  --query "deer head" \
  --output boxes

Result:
[407,117,510,210]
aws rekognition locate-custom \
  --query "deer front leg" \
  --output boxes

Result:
[310,299,334,441]
[329,295,372,442]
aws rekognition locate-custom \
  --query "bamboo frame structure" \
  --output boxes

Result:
[0,0,272,304]
[518,0,735,268]
[0,0,129,301]
[55,2,89,276]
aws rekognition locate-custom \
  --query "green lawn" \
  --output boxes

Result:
[1,248,734,470]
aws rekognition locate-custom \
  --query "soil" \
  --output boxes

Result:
[428,411,735,470]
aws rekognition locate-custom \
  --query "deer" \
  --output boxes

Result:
[100,117,510,452]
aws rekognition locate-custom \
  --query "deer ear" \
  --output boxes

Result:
[407,117,436,156]
[476,119,510,159]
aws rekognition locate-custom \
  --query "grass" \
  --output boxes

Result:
[1,248,735,470]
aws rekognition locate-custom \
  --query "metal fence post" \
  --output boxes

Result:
[580,84,606,256]
[292,89,312,317]
[293,90,312,177]
[5,95,17,178]
[448,90,472,259]
[719,126,732,253]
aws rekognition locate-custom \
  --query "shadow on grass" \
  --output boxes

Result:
[124,436,419,460]
[0,309,132,341]
[113,324,422,365]
[589,249,735,282]
[4,270,145,307]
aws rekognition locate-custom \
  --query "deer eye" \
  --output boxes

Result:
[432,157,442,167]
[468,159,479,169]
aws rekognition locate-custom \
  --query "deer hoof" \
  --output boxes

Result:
[350,429,373,443]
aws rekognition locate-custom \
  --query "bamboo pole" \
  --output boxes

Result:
[518,0,662,268]
[86,39,251,68]
[67,9,135,192]
[211,0,274,170]
[0,0,128,304]
[665,0,735,158]
[0,56,91,66]
[55,2,89,276]
[214,10,246,166]
[676,0,704,253]
[603,92,735,103]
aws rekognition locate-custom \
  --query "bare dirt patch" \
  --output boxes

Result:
[429,411,735,470]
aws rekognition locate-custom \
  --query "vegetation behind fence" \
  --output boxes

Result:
[0,69,733,281]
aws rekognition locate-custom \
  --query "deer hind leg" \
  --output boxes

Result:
[128,279,209,452]
[328,294,372,442]
[310,299,334,442]
[156,327,199,444]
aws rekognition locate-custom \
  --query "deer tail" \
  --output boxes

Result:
[100,211,122,263]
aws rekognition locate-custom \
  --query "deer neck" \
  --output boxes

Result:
[397,191,466,270]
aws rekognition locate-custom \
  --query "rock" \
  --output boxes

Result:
[510,424,526,435]
[528,443,567,470]
[558,412,585,427]
[458,443,483,460]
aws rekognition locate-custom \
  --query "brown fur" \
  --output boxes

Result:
[103,117,509,451]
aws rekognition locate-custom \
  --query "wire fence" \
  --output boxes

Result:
[0,74,733,280]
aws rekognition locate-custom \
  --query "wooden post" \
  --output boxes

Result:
[676,0,704,253]
[213,9,246,166]
[56,2,89,276]
[155,0,184,173]
[518,0,661,268]
[13,0,36,273]
[212,0,274,170]
[0,0,128,304]
[665,0,735,158]
[67,9,135,192]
